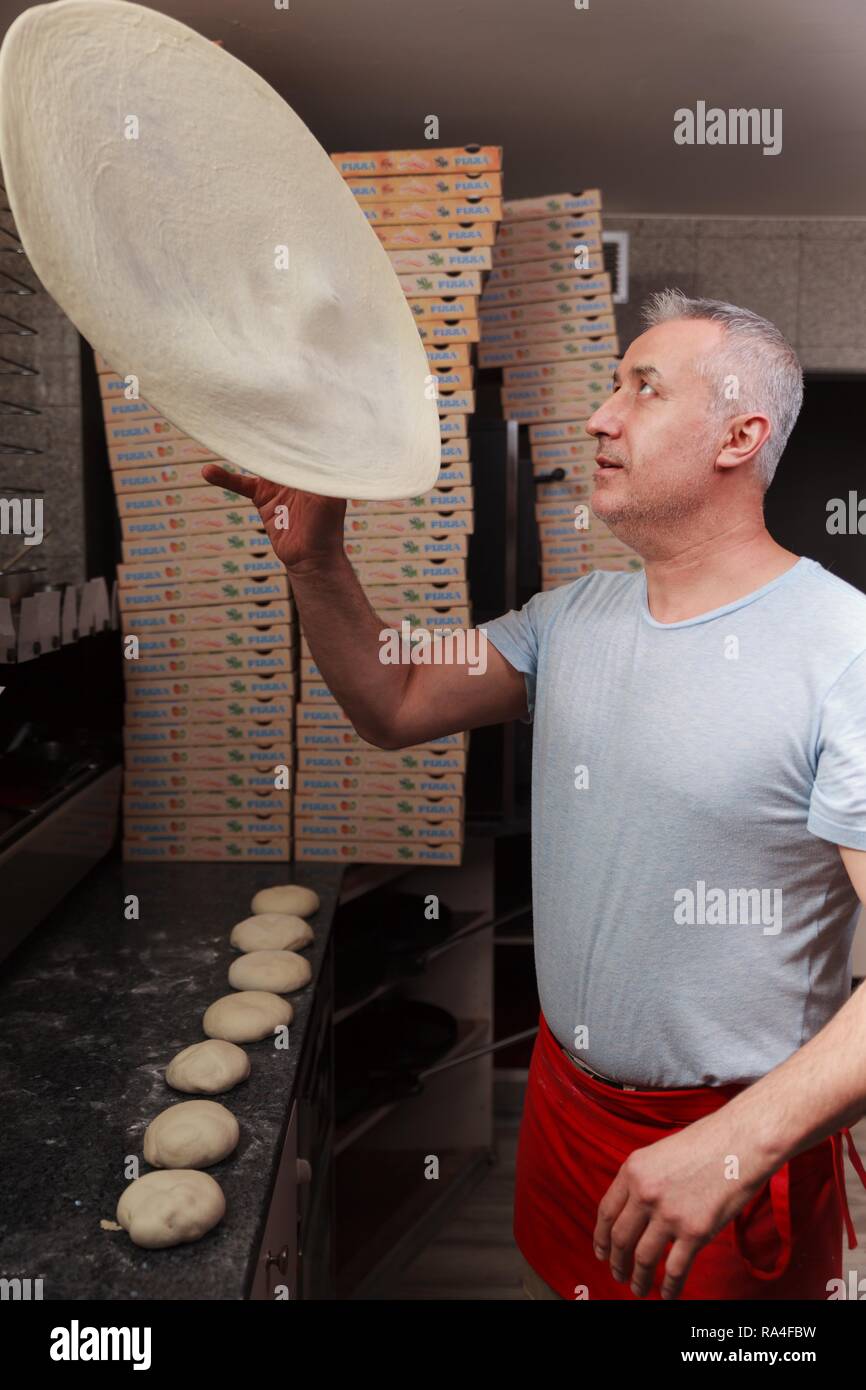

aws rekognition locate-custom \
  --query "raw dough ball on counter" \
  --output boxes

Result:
[251,884,320,918]
[230,912,314,953]
[203,990,293,1042]
[143,1100,239,1169]
[165,1039,250,1095]
[116,1169,225,1249]
[228,949,312,994]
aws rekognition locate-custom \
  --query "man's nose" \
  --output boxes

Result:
[585,398,620,439]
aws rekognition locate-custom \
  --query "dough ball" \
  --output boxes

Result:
[143,1100,239,1169]
[203,989,293,1042]
[251,884,320,918]
[165,1039,250,1095]
[230,912,314,953]
[228,949,312,995]
[116,1169,225,1249]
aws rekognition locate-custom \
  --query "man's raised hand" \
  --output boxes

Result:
[201,462,347,576]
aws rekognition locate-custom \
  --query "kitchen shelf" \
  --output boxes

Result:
[334,906,492,1025]
[334,1014,489,1157]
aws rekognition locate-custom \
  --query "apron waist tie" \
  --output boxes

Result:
[831,1126,866,1251]
[733,1126,866,1281]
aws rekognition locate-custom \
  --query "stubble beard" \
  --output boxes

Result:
[591,447,718,552]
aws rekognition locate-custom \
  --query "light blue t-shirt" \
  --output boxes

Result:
[484,557,866,1086]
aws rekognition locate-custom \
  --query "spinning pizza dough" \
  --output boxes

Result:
[143,1099,239,1169]
[116,1170,225,1249]
[165,1039,251,1095]
[203,990,293,1043]
[230,912,314,953]
[228,949,312,994]
[0,0,440,499]
[251,884,320,918]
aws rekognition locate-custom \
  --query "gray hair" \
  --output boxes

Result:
[641,289,804,488]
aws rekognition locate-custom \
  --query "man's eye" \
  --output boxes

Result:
[638,380,655,396]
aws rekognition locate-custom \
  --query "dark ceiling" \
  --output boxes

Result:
[2,0,865,216]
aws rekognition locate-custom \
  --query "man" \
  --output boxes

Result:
[204,290,866,1301]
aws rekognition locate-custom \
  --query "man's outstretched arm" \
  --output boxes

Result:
[202,464,528,747]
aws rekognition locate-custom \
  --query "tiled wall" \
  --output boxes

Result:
[607,215,866,370]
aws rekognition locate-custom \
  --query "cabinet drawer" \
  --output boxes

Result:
[250,1101,298,1300]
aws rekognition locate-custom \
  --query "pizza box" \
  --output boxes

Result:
[389,246,492,273]
[124,671,296,704]
[410,296,478,322]
[123,836,291,862]
[121,599,292,635]
[123,789,291,816]
[297,747,467,774]
[480,271,612,309]
[344,533,468,561]
[116,485,256,518]
[295,815,461,842]
[293,769,463,797]
[123,717,292,748]
[486,251,605,285]
[348,484,472,513]
[352,556,466,584]
[425,343,471,366]
[399,271,482,296]
[109,443,227,476]
[375,222,496,251]
[344,510,474,539]
[119,505,265,541]
[362,196,502,225]
[294,794,462,820]
[124,695,295,726]
[480,315,617,348]
[125,812,291,839]
[118,575,288,613]
[123,766,291,794]
[126,647,293,679]
[345,170,502,201]
[478,334,619,369]
[330,146,502,176]
[497,211,601,242]
[123,623,293,661]
[118,552,281,587]
[481,293,613,329]
[492,235,603,270]
[104,415,191,446]
[502,189,602,219]
[124,742,292,771]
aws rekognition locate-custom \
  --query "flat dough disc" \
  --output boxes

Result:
[0,0,441,500]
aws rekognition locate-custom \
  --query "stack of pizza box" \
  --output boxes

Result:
[289,145,504,867]
[478,190,643,589]
[94,350,295,863]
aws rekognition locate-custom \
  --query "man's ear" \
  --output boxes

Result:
[715,413,772,472]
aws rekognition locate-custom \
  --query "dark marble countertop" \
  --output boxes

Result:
[0,854,343,1300]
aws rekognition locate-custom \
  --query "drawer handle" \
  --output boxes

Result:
[266,1245,290,1275]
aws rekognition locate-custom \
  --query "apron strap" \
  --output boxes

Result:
[832,1126,866,1251]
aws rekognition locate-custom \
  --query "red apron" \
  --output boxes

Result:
[515,1012,866,1300]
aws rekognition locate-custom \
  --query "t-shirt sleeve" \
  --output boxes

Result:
[482,587,561,724]
[808,649,866,851]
